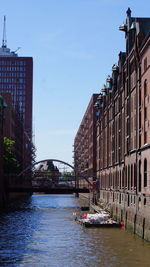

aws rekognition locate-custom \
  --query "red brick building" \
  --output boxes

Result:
[95,9,150,240]
[0,30,33,172]
[2,93,23,171]
[0,94,7,208]
[74,9,150,240]
[74,94,98,187]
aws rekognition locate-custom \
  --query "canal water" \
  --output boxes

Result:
[0,195,150,267]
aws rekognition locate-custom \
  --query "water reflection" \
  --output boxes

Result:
[0,195,150,267]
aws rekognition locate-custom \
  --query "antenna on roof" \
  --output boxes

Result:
[2,16,7,48]
[14,47,21,53]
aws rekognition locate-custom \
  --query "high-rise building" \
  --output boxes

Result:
[0,94,7,208]
[0,17,33,171]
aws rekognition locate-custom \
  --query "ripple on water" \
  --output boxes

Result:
[0,195,150,267]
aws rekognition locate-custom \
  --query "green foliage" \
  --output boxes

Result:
[3,137,19,174]
[63,171,73,180]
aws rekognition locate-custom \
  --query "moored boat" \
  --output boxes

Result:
[79,220,121,228]
[75,211,122,228]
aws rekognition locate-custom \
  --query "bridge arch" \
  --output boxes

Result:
[18,159,74,176]
[18,159,93,187]
[35,159,74,170]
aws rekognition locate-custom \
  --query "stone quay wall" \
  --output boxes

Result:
[99,189,150,242]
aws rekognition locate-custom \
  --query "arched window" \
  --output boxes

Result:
[120,170,121,189]
[131,165,133,190]
[134,164,137,190]
[144,79,147,97]
[108,173,110,188]
[122,168,124,189]
[102,174,104,189]
[119,193,121,204]
[144,159,147,187]
[139,161,141,192]
[115,172,117,189]
[113,173,114,189]
[106,173,108,189]
[110,173,112,187]
[117,172,119,189]
[128,165,130,190]
[125,166,127,188]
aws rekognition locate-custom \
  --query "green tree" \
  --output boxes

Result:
[63,171,72,180]
[3,137,19,174]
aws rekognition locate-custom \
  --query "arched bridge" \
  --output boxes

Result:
[18,159,75,176]
[8,159,93,194]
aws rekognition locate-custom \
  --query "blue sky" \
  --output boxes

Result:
[0,0,150,164]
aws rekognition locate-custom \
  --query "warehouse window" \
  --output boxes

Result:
[144,159,147,187]
[144,79,147,97]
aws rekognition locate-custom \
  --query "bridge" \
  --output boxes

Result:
[7,159,93,194]
[8,187,89,194]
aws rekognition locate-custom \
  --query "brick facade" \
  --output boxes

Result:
[74,9,150,240]
[0,52,33,172]
[0,95,6,208]
[74,94,98,188]
[96,9,150,241]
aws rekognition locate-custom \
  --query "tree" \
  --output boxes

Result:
[63,171,73,181]
[3,137,19,174]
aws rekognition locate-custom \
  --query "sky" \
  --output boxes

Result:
[0,0,150,165]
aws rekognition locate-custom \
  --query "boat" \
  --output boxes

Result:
[79,219,121,228]
[75,212,122,228]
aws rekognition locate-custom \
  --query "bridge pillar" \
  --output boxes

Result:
[75,192,79,198]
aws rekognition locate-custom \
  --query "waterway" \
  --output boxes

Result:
[0,194,150,267]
